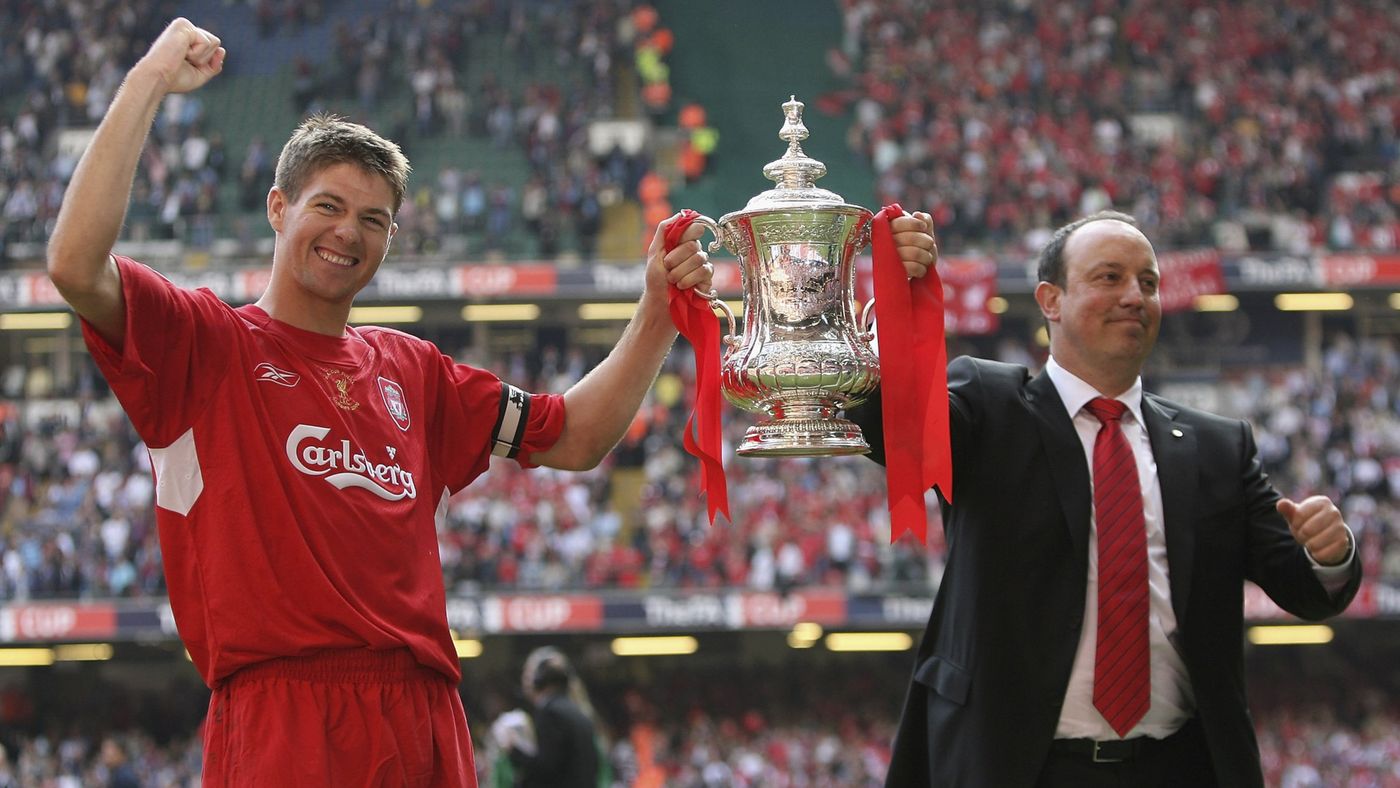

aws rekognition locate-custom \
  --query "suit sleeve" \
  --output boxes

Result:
[508,706,571,782]
[1235,421,1362,619]
[509,705,590,783]
[845,387,888,466]
[847,355,980,472]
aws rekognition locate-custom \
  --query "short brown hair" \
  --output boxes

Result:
[273,114,411,213]
[1036,210,1140,287]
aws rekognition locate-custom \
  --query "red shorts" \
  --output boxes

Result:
[202,648,476,788]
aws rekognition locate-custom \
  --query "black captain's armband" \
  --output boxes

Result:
[492,383,530,459]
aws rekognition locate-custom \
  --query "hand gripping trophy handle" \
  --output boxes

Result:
[689,214,741,350]
[690,210,878,357]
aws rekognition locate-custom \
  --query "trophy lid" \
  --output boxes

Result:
[736,96,863,214]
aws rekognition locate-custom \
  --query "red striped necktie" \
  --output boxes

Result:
[1084,396,1150,737]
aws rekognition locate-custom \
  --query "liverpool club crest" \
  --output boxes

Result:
[378,376,410,431]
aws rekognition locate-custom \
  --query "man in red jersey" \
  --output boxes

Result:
[45,16,713,788]
[44,15,944,788]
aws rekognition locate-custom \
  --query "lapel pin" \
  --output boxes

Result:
[1171,428,1184,438]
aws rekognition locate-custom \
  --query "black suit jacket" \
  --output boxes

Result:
[848,356,1361,788]
[509,694,600,788]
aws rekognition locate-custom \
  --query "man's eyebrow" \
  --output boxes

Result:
[1088,259,1156,272]
[1086,259,1126,271]
[308,191,392,218]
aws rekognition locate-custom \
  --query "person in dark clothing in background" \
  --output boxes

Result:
[497,646,602,788]
[100,737,140,788]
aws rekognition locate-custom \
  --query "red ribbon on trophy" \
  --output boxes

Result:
[665,209,731,525]
[871,204,952,543]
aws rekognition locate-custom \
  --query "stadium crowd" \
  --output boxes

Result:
[825,0,1400,255]
[2,331,1397,601]
[2,1,1398,785]
[5,0,1400,261]
[298,0,657,259]
[0,0,665,261]
[1,0,179,253]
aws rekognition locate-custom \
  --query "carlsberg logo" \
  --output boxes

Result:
[286,425,416,501]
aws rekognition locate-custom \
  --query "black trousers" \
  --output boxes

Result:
[1035,719,1217,788]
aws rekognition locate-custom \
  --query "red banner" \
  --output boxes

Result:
[0,585,1391,643]
[1157,249,1225,313]
[1319,253,1400,286]
[0,603,118,641]
[857,255,999,335]
[453,264,558,296]
[939,257,1000,334]
[738,590,847,627]
[483,595,604,632]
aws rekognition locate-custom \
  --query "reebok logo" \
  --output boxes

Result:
[286,424,417,501]
[254,363,300,387]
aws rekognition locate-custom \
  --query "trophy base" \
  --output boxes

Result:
[737,416,870,457]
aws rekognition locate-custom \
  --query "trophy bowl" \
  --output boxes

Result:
[695,96,880,457]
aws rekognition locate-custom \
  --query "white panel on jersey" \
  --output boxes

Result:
[149,427,204,516]
[435,488,450,533]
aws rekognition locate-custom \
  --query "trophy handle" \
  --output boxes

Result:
[708,296,740,348]
[859,297,876,343]
[691,214,741,348]
[690,214,726,255]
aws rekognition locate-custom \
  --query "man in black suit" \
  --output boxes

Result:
[505,647,602,788]
[850,211,1360,787]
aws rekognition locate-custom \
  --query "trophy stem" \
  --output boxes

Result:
[737,401,870,457]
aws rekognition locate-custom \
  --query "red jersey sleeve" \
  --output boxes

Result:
[79,256,239,448]
[426,349,564,493]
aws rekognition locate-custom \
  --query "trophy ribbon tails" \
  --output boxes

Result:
[665,209,731,524]
[872,204,952,543]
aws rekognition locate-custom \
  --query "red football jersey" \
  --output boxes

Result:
[82,256,564,686]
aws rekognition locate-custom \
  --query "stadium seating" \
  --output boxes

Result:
[1,1,1397,785]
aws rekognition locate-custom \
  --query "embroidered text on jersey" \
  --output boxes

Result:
[321,368,360,411]
[286,424,417,500]
[254,362,300,387]
[378,376,410,431]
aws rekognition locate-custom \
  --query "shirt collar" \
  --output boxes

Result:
[1045,355,1145,426]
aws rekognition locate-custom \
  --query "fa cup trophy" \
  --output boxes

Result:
[694,96,880,457]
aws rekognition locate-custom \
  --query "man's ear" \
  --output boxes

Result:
[1034,280,1061,323]
[267,187,285,233]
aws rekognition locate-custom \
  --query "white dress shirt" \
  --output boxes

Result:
[1044,357,1354,741]
[1046,358,1194,740]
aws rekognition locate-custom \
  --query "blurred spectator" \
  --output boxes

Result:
[492,646,604,787]
[100,737,140,788]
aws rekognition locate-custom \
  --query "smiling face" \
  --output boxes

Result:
[1034,219,1161,395]
[264,162,398,333]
